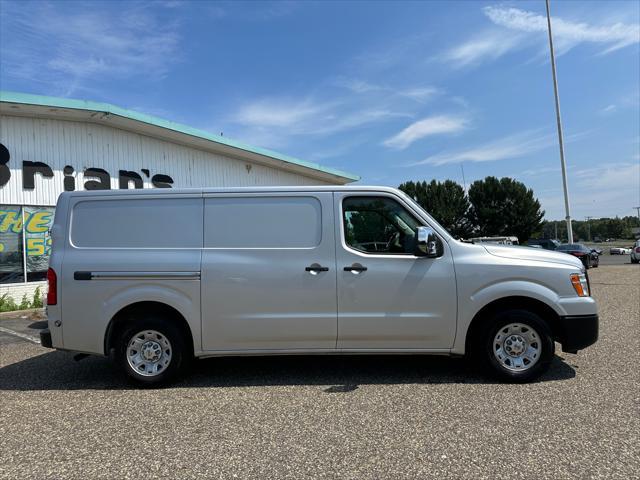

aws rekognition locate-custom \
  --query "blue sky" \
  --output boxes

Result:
[1,0,638,220]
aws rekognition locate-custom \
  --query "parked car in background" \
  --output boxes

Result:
[557,243,600,269]
[527,238,560,250]
[631,240,640,264]
[610,247,632,255]
[469,236,519,245]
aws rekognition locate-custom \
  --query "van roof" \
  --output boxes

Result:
[61,185,403,197]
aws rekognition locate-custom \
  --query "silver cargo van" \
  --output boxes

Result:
[41,186,598,384]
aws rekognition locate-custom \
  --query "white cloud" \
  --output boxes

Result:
[442,31,525,67]
[383,115,469,150]
[441,5,640,69]
[538,162,640,218]
[599,92,639,115]
[228,96,413,149]
[332,78,384,94]
[574,163,640,190]
[484,6,640,55]
[233,98,331,128]
[397,87,441,103]
[600,104,617,114]
[0,3,181,95]
[333,77,441,104]
[412,129,558,166]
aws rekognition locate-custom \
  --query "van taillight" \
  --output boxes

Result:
[47,268,57,305]
[635,247,640,253]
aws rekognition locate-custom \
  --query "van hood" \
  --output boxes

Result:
[483,244,584,269]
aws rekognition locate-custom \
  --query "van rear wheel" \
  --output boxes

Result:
[117,317,186,386]
[476,309,554,383]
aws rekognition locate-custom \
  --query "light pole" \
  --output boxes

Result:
[545,0,573,243]
[634,207,640,222]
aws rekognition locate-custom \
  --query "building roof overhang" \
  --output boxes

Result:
[0,91,359,185]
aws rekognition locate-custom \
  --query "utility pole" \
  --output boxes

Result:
[585,216,593,242]
[545,0,573,243]
[634,207,640,222]
[460,163,467,191]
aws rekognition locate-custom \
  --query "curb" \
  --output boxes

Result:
[0,308,46,318]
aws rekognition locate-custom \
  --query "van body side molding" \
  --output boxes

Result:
[73,271,201,280]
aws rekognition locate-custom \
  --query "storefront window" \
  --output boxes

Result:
[25,207,54,282]
[0,205,25,284]
[0,205,55,284]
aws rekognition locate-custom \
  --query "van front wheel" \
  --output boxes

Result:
[117,317,185,385]
[477,310,554,383]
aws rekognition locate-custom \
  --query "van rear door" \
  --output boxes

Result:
[201,192,337,351]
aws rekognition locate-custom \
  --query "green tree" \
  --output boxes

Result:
[467,176,544,242]
[398,179,473,238]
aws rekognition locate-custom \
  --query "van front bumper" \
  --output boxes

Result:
[557,314,598,353]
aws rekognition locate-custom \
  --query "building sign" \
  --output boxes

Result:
[0,142,174,192]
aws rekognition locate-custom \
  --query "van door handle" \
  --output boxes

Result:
[344,265,367,272]
[305,265,329,272]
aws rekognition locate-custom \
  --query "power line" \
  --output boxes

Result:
[585,216,593,242]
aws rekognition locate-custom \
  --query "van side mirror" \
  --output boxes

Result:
[415,226,438,258]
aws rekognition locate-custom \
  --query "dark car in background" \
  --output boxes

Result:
[527,238,561,250]
[556,243,600,269]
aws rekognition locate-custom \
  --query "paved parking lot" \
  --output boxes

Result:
[1,264,638,479]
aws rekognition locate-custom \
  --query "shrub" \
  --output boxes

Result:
[0,293,18,312]
[0,288,46,312]
[19,294,31,310]
[32,286,43,308]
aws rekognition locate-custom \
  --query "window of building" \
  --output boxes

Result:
[25,207,55,281]
[0,205,56,284]
[342,196,421,255]
[0,205,25,284]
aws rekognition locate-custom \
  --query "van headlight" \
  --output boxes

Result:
[570,272,590,297]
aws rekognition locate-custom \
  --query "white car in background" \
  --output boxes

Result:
[631,240,640,264]
[610,247,632,255]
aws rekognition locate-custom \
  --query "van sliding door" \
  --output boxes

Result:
[201,192,338,351]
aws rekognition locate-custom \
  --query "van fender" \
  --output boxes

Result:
[452,280,563,355]
[100,284,201,354]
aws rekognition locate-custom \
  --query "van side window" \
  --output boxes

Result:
[204,196,321,248]
[71,198,202,248]
[342,196,421,255]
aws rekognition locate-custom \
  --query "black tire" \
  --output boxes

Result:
[116,316,187,386]
[474,309,555,383]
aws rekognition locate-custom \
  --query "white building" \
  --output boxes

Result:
[0,91,358,301]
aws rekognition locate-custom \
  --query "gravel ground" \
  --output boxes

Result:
[0,264,638,479]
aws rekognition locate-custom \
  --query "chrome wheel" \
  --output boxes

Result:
[126,330,172,377]
[493,323,541,372]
